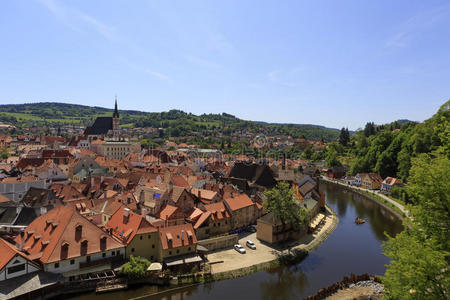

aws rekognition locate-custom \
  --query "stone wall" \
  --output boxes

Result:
[198,234,239,251]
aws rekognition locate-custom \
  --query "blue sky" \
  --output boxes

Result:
[0,0,449,129]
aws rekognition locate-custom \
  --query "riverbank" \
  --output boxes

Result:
[320,177,407,219]
[207,205,338,280]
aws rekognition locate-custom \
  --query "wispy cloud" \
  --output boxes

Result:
[386,3,450,48]
[143,69,171,81]
[38,0,118,41]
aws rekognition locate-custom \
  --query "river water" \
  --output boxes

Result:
[74,182,403,300]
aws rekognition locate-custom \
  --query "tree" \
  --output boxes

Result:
[325,148,341,167]
[264,182,309,229]
[364,122,376,137]
[302,146,314,160]
[339,127,350,146]
[382,153,450,299]
[120,255,151,279]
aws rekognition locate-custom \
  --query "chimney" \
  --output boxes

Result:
[198,190,202,200]
[101,176,104,184]
[19,229,25,251]
[181,230,185,241]
[123,208,130,217]
[40,207,47,215]
[91,177,94,187]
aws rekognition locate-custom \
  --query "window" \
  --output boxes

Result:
[117,250,120,255]
[7,264,25,274]
[152,244,155,248]
[112,251,115,256]
[102,252,106,258]
[140,236,143,240]
[86,256,91,263]
[176,249,179,254]
[169,251,172,255]
[148,235,151,239]
[188,247,191,251]
[70,259,75,265]
[54,263,59,268]
[131,248,135,253]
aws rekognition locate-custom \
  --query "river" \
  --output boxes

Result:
[73,182,403,300]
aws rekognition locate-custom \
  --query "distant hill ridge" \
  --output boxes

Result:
[0,102,342,141]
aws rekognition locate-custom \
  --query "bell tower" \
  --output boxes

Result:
[112,95,120,139]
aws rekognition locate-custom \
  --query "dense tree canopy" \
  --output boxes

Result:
[264,182,309,229]
[382,152,449,299]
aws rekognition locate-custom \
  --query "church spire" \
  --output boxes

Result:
[113,95,119,118]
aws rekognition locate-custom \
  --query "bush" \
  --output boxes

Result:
[120,255,151,279]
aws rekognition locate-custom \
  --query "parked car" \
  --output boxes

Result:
[246,240,256,250]
[234,244,246,254]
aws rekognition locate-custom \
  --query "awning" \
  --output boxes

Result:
[164,254,203,267]
[147,262,163,272]
[196,245,209,253]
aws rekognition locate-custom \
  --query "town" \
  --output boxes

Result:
[0,99,416,299]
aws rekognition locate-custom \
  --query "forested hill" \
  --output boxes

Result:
[348,100,450,181]
[0,102,340,141]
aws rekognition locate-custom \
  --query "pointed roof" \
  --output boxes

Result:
[113,96,119,118]
[15,206,124,264]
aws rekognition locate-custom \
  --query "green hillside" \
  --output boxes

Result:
[0,102,340,141]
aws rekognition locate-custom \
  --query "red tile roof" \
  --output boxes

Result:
[15,206,124,264]
[0,237,38,270]
[224,194,254,211]
[171,175,190,188]
[105,207,157,244]
[159,205,180,220]
[158,223,197,250]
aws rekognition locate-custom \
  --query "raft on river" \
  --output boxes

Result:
[354,217,366,224]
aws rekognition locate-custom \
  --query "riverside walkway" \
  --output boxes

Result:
[320,176,407,215]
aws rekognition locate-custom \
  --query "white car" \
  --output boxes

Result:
[246,240,256,250]
[234,244,246,254]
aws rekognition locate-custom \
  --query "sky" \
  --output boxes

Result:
[0,0,449,130]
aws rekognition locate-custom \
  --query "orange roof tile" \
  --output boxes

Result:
[158,224,197,250]
[15,206,124,264]
[105,207,157,244]
[224,194,254,211]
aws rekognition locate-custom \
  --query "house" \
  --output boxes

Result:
[256,212,307,244]
[21,187,63,216]
[192,201,232,240]
[381,177,403,192]
[0,237,41,281]
[326,166,345,179]
[190,188,220,205]
[136,185,167,216]
[105,207,159,261]
[41,150,74,165]
[228,162,277,189]
[223,194,263,230]
[15,206,125,279]
[343,176,357,185]
[158,223,197,261]
[358,173,383,190]
[168,186,195,214]
[0,176,48,202]
[158,204,185,226]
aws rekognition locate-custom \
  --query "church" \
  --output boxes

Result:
[84,98,120,139]
[83,98,140,159]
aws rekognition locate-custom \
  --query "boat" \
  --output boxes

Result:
[96,280,128,294]
[354,217,366,224]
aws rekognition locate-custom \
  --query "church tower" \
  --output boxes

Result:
[112,96,120,139]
